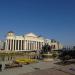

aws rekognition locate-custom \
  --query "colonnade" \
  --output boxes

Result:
[6,39,44,51]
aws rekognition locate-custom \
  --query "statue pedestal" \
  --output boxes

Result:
[43,53,54,62]
[43,58,53,62]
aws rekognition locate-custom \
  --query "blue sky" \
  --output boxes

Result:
[0,0,75,46]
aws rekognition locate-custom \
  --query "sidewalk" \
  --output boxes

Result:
[0,61,55,75]
[0,60,75,75]
[20,68,70,75]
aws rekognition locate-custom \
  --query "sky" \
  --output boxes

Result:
[0,0,75,46]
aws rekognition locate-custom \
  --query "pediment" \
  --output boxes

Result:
[25,33,38,37]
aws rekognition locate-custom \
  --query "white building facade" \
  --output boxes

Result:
[5,32,63,51]
[0,40,5,50]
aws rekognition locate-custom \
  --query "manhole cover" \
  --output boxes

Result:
[69,68,75,71]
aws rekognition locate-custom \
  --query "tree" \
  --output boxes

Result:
[41,44,51,54]
[73,46,75,50]
[58,50,75,63]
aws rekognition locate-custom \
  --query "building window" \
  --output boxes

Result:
[51,39,56,43]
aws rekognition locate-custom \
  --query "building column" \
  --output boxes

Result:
[22,40,23,50]
[14,40,15,51]
[37,42,38,50]
[5,40,8,51]
[12,40,14,51]
[41,42,43,49]
[37,42,39,50]
[24,40,26,50]
[40,42,41,50]
[28,41,30,50]
[35,41,36,50]
[11,40,12,51]
[8,40,10,50]
[26,41,28,50]
[25,40,27,50]
[15,40,16,50]
[8,39,10,50]
[10,40,11,51]
[31,41,33,50]
[34,41,36,50]
[32,41,34,50]
[35,41,37,50]
[20,40,22,50]
[9,39,12,51]
[29,41,31,50]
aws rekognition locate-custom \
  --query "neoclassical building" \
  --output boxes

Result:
[5,31,63,51]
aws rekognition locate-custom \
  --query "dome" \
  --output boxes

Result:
[7,31,15,36]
